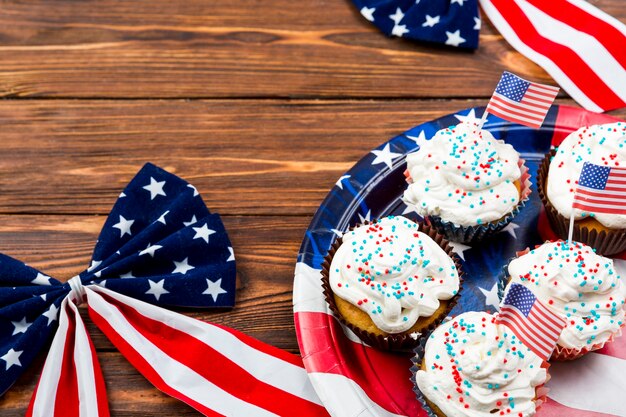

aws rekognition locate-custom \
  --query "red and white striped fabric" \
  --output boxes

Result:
[480,0,626,113]
[28,284,328,417]
[294,261,626,417]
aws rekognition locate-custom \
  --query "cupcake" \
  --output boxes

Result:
[403,121,530,243]
[539,122,626,255]
[507,240,626,360]
[413,311,549,417]
[322,215,461,350]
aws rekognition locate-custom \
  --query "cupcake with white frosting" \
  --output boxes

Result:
[321,215,462,350]
[413,311,549,417]
[507,240,626,360]
[403,121,530,243]
[538,122,626,255]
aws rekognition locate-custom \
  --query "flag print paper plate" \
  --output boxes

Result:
[293,105,626,417]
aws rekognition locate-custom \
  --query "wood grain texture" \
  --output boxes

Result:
[0,0,622,98]
[2,99,624,216]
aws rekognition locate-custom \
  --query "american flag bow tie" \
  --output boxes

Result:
[351,0,480,49]
[0,163,242,414]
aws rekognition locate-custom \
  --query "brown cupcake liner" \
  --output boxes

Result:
[406,159,532,244]
[410,319,551,416]
[321,220,464,351]
[504,244,626,361]
[537,150,626,256]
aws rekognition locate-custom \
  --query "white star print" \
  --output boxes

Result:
[183,215,198,227]
[360,6,375,22]
[451,0,465,5]
[389,7,404,24]
[142,177,167,200]
[112,215,134,237]
[172,257,195,274]
[31,273,51,286]
[358,210,372,224]
[99,280,107,288]
[445,30,466,47]
[120,271,135,279]
[449,241,471,261]
[473,16,481,30]
[139,243,163,257]
[187,184,199,197]
[501,222,520,238]
[479,282,501,312]
[406,130,428,148]
[193,224,216,244]
[454,108,481,125]
[336,175,350,190]
[43,304,59,325]
[145,279,169,301]
[40,294,47,302]
[87,260,102,272]
[227,247,235,262]
[202,278,227,302]
[422,15,440,27]
[391,24,409,37]
[119,192,126,198]
[157,210,170,225]
[371,143,402,169]
[401,202,420,215]
[1,349,23,370]
[11,318,31,335]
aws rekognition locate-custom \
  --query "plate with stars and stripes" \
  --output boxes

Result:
[293,105,625,417]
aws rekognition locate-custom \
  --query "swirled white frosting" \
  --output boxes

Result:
[508,241,626,349]
[329,216,459,334]
[403,121,522,227]
[547,122,626,228]
[415,311,546,417]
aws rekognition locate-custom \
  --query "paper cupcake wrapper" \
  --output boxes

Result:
[537,151,626,256]
[321,220,464,351]
[408,159,532,244]
[502,244,626,361]
[410,319,551,416]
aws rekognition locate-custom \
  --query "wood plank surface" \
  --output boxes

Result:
[1,99,624,216]
[0,0,622,98]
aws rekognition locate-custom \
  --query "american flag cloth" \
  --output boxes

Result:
[485,71,559,129]
[495,283,566,361]
[350,0,480,49]
[573,161,626,215]
[480,0,626,113]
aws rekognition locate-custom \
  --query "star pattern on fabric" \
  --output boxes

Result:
[227,247,235,262]
[183,215,198,227]
[501,222,520,238]
[203,278,227,302]
[142,177,167,200]
[172,258,195,275]
[11,318,31,336]
[449,241,470,261]
[422,15,440,27]
[479,282,501,312]
[473,16,481,30]
[157,210,170,225]
[193,224,216,244]
[187,184,199,197]
[145,279,169,301]
[43,304,59,325]
[495,72,530,101]
[119,271,135,279]
[1,349,23,371]
[360,6,375,21]
[371,143,401,169]
[139,243,162,257]
[31,273,51,286]
[113,215,134,237]
[445,30,466,47]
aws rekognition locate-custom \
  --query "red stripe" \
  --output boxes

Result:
[525,88,558,101]
[487,106,542,128]
[577,188,626,200]
[521,94,553,106]
[529,307,563,337]
[533,302,566,330]
[527,84,559,94]
[489,96,547,118]
[87,319,111,417]
[572,202,626,215]
[490,0,625,111]
[88,304,225,417]
[497,315,551,359]
[525,0,626,67]
[497,308,553,352]
[100,294,327,417]
[295,311,429,417]
[54,309,80,417]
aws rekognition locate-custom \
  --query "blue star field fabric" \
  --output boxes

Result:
[0,163,236,395]
[351,0,480,49]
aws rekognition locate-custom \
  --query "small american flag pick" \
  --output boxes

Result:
[573,161,626,215]
[496,283,566,361]
[486,72,559,129]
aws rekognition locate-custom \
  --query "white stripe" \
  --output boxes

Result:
[479,0,603,112]
[566,0,626,38]
[579,187,626,197]
[521,95,554,107]
[581,183,626,191]
[576,194,626,204]
[527,84,559,94]
[90,286,322,406]
[517,0,626,103]
[532,304,564,335]
[549,352,626,416]
[86,288,279,417]
[492,93,549,114]
[30,299,69,417]
[487,104,545,126]
[293,262,329,314]
[573,200,625,210]
[308,373,405,417]
[68,300,100,417]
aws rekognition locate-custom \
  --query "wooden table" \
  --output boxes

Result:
[0,1,625,415]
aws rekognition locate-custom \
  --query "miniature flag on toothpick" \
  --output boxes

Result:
[483,72,559,129]
[496,283,566,361]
